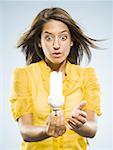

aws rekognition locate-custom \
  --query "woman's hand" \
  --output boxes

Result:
[46,110,66,138]
[67,101,98,138]
[67,101,87,129]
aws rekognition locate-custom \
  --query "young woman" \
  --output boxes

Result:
[10,7,101,150]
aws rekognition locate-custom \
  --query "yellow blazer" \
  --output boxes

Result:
[10,60,101,150]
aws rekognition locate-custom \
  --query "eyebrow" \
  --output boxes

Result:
[43,30,69,34]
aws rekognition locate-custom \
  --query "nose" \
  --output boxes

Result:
[53,38,60,50]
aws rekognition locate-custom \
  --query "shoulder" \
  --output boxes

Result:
[68,62,96,75]
[13,61,43,74]
[67,62,98,83]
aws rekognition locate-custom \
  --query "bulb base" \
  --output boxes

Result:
[48,95,64,108]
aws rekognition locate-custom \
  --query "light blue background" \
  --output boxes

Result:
[0,0,112,150]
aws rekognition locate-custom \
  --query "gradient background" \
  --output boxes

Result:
[0,0,112,150]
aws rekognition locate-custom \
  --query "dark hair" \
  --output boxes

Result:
[17,7,98,65]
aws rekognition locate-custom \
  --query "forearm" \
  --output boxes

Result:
[72,121,97,138]
[20,125,50,142]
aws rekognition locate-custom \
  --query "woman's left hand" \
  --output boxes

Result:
[67,101,87,129]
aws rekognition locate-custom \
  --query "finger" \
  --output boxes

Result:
[71,110,87,120]
[70,116,86,124]
[79,110,87,118]
[62,126,66,134]
[77,116,87,124]
[60,125,66,134]
[71,101,87,117]
[70,114,87,124]
[56,130,64,136]
[68,123,73,130]
[67,118,83,128]
[53,133,59,138]
[77,101,87,110]
[47,125,55,136]
[67,120,81,129]
[55,125,66,136]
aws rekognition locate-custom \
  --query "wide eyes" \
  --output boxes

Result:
[45,35,53,42]
[59,35,67,41]
[44,34,68,42]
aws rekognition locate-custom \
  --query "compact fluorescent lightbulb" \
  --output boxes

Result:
[48,71,64,108]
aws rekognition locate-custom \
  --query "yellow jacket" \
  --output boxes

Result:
[10,60,101,150]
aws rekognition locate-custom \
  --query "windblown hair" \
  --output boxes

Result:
[17,7,98,65]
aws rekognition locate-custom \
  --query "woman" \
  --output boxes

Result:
[10,7,101,150]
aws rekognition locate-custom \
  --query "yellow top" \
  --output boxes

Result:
[10,60,101,150]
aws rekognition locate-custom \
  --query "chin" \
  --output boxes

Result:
[51,59,65,64]
[46,56,66,65]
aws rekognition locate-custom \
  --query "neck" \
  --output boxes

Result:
[45,58,67,72]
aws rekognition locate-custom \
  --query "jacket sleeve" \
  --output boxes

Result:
[9,68,33,120]
[82,68,102,116]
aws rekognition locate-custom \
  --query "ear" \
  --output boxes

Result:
[71,41,73,47]
[38,40,41,48]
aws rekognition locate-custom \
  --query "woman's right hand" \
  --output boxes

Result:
[46,110,66,138]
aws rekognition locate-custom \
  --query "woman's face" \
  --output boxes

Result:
[40,19,73,64]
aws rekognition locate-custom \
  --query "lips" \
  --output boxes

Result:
[52,52,62,58]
